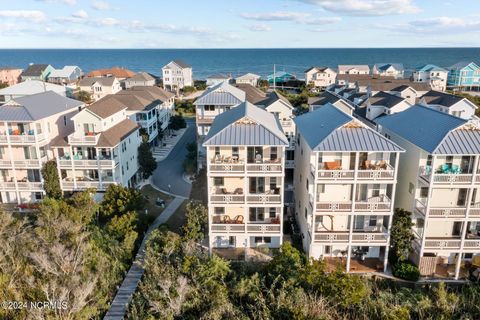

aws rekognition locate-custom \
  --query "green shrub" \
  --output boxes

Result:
[392,262,420,281]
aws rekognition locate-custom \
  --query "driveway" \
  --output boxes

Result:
[151,119,195,198]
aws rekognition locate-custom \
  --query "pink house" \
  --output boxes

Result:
[0,67,22,86]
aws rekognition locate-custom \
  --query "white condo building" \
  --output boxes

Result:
[162,60,193,91]
[52,97,141,193]
[204,102,288,252]
[294,104,404,272]
[412,65,448,92]
[377,106,480,279]
[0,91,83,203]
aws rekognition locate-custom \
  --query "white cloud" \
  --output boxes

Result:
[291,0,420,16]
[0,10,46,22]
[247,24,272,32]
[306,17,342,24]
[72,10,88,19]
[98,17,120,26]
[92,1,111,10]
[382,16,480,34]
[35,0,77,5]
[240,11,310,22]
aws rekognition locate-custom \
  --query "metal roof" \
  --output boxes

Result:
[376,105,469,154]
[0,91,83,121]
[417,64,447,72]
[435,125,480,155]
[374,63,404,72]
[0,80,67,96]
[294,103,403,152]
[203,101,288,146]
[194,81,246,106]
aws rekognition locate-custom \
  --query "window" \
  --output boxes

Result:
[270,147,277,160]
[214,207,224,215]
[254,237,271,244]
[369,216,377,227]
[232,146,239,158]
[371,184,381,197]
[204,105,215,111]
[304,208,308,219]
[249,208,265,221]
[215,147,220,156]
[63,116,67,126]
[213,177,224,186]
[408,182,415,195]
[306,178,309,191]
[126,162,129,170]
[420,187,429,198]
[269,208,276,218]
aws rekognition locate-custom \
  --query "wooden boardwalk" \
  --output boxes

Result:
[104,197,185,320]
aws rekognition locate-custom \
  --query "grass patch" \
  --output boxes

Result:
[164,200,187,232]
[140,185,173,220]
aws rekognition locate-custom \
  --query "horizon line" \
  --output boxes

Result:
[0,47,479,50]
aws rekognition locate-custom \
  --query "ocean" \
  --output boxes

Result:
[0,48,479,80]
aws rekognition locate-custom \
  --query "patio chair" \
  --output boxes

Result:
[233,215,244,224]
[233,188,243,194]
[441,163,451,174]
[451,164,461,174]
[222,216,232,224]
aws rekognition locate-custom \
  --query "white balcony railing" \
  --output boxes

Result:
[58,159,117,168]
[316,202,352,212]
[423,238,461,249]
[0,133,46,144]
[0,181,43,190]
[354,195,391,212]
[246,194,281,204]
[61,180,115,189]
[351,232,388,243]
[246,224,281,233]
[210,224,246,233]
[317,169,355,180]
[209,163,245,173]
[356,164,395,180]
[67,133,100,145]
[314,233,349,242]
[418,166,474,184]
[0,158,46,168]
[246,163,282,173]
[210,194,245,204]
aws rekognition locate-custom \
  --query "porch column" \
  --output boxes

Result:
[5,121,20,204]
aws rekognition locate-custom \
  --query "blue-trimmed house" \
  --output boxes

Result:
[447,61,480,91]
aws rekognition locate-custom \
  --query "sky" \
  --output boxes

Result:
[0,0,479,48]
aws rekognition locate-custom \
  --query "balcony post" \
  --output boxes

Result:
[5,122,20,204]
[419,155,437,259]
[346,152,359,272]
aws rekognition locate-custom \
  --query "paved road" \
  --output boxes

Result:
[152,119,195,198]
[104,197,185,320]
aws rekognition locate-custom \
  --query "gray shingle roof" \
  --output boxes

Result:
[0,91,82,121]
[78,77,117,87]
[361,91,406,109]
[172,60,191,69]
[195,81,246,106]
[309,91,341,106]
[126,72,155,82]
[376,105,476,154]
[203,101,288,146]
[21,64,50,77]
[260,91,293,108]
[294,103,403,152]
[420,90,474,108]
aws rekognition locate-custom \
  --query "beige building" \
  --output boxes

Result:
[0,67,22,86]
[294,103,404,273]
[203,101,288,253]
[78,77,122,102]
[377,105,480,279]
[0,91,83,204]
[338,65,370,75]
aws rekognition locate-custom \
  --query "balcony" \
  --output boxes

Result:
[354,195,391,212]
[246,193,281,204]
[61,180,116,190]
[0,181,43,190]
[196,115,216,124]
[314,231,388,244]
[423,237,462,250]
[0,133,46,144]
[0,157,46,168]
[57,157,118,168]
[316,201,352,212]
[246,224,281,233]
[246,161,282,173]
[211,223,246,233]
[316,160,394,181]
[67,133,100,145]
[210,187,245,204]
[419,165,474,185]
[209,158,245,173]
[285,160,295,168]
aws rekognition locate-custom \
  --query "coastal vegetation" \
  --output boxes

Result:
[183,141,198,175]
[0,186,148,319]
[127,206,480,320]
[169,115,187,131]
[175,99,196,116]
[41,159,62,199]
[138,140,157,179]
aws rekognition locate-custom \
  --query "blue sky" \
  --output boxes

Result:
[0,0,479,48]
